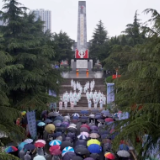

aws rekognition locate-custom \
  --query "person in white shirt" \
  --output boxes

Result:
[88,99,92,109]
[94,98,98,108]
[103,96,106,105]
[59,101,63,109]
[89,91,93,99]
[71,101,74,108]
[99,99,103,109]
[64,101,68,109]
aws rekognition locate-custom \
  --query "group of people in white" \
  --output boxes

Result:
[59,80,106,109]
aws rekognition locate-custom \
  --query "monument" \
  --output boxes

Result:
[71,1,93,71]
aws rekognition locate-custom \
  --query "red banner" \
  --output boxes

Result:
[112,75,121,79]
[75,49,89,58]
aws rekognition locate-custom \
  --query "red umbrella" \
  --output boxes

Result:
[34,142,45,148]
[49,145,61,152]
[81,124,90,131]
[104,152,115,160]
[105,118,114,122]
[49,146,61,156]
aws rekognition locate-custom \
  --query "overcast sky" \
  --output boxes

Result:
[0,0,160,41]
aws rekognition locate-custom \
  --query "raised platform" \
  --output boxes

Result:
[61,71,103,79]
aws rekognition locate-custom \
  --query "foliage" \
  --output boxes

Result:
[112,9,160,159]
[52,31,74,64]
[89,20,109,62]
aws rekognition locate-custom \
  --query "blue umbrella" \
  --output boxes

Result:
[44,119,53,124]
[24,144,35,151]
[62,146,74,157]
[95,114,102,119]
[119,144,129,151]
[37,122,46,127]
[18,142,27,150]
[49,140,61,146]
[88,144,102,154]
[80,110,89,115]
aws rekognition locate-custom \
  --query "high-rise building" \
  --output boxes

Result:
[32,9,51,32]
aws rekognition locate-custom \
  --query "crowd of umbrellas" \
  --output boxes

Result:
[4,110,133,160]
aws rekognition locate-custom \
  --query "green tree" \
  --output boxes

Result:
[53,31,74,64]
[0,0,61,109]
[113,9,160,159]
[89,20,108,62]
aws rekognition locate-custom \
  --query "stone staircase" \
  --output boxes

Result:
[59,78,106,115]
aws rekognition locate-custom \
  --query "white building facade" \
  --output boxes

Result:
[32,9,51,32]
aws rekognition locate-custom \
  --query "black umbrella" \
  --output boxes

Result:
[90,153,100,160]
[67,127,77,133]
[71,156,83,160]
[64,137,73,142]
[80,127,89,132]
[67,132,76,140]
[75,140,87,147]
[44,119,53,124]
[75,145,89,155]
[56,126,65,133]
[61,141,74,150]
[62,152,76,160]
[41,110,48,118]
[24,144,35,151]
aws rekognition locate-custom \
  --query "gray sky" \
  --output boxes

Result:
[0,0,160,41]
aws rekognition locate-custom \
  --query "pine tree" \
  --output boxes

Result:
[0,0,61,110]
[113,9,160,158]
[89,20,108,62]
[53,31,74,64]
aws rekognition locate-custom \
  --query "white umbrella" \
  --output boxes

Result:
[117,150,130,158]
[33,155,46,160]
[72,113,80,117]
[35,139,46,145]
[23,139,33,144]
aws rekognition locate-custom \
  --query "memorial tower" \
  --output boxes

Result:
[71,1,93,71]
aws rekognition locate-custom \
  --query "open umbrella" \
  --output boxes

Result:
[72,113,80,117]
[45,124,55,133]
[105,118,114,122]
[81,124,90,130]
[71,156,83,160]
[90,133,100,139]
[18,142,27,151]
[54,115,64,121]
[33,155,46,160]
[34,142,45,148]
[117,150,130,158]
[24,138,33,144]
[62,152,76,160]
[88,144,102,154]
[44,119,53,124]
[35,139,46,145]
[89,113,95,118]
[77,134,88,140]
[95,114,102,119]
[119,144,129,151]
[87,139,101,146]
[80,110,89,115]
[41,110,48,118]
[67,127,77,133]
[21,111,26,116]
[75,145,89,155]
[104,152,115,160]
[90,153,100,160]
[37,122,46,127]
[24,143,35,151]
[61,141,73,150]
[90,126,98,131]
[84,158,95,160]
[80,131,89,137]
[5,146,18,153]
[48,112,59,117]
[49,145,61,156]
[49,140,61,146]
[53,120,62,125]
[80,127,89,132]
[62,146,74,157]
[75,140,87,147]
